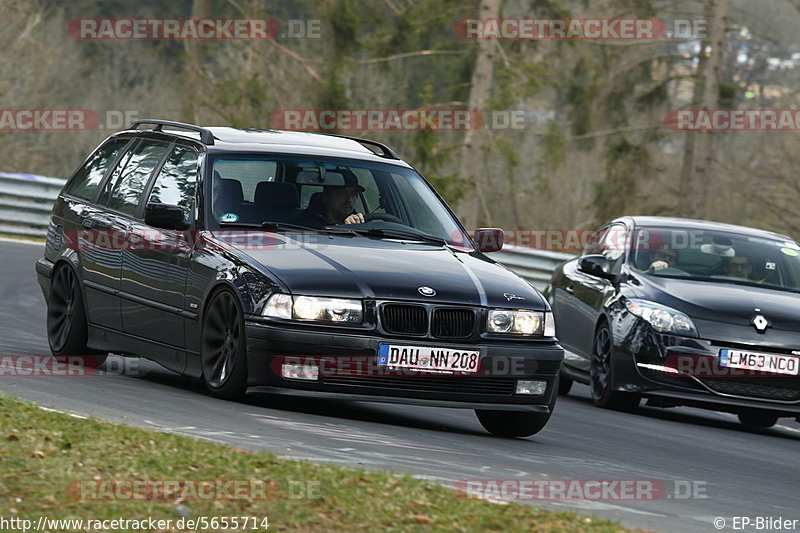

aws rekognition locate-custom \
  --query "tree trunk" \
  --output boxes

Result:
[183,0,211,123]
[677,0,730,217]
[454,0,501,229]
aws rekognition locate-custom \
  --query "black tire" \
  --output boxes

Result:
[46,264,106,366]
[738,411,779,429]
[590,322,639,411]
[475,410,552,438]
[558,372,573,396]
[201,289,248,400]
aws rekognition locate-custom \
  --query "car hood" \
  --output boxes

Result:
[638,274,800,332]
[213,231,546,309]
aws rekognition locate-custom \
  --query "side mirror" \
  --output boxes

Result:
[474,228,504,252]
[145,203,189,230]
[578,254,616,281]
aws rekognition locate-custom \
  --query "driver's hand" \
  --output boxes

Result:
[650,260,669,271]
[344,213,365,224]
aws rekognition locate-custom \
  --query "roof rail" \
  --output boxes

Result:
[319,133,400,159]
[126,119,215,145]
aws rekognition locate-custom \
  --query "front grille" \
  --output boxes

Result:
[381,304,427,335]
[431,308,475,338]
[321,375,516,395]
[701,377,800,401]
[380,304,476,338]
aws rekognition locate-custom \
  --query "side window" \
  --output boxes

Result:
[146,145,199,209]
[65,138,129,200]
[104,140,169,216]
[213,159,277,202]
[351,168,378,213]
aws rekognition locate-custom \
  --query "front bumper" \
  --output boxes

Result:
[611,320,800,415]
[244,319,563,412]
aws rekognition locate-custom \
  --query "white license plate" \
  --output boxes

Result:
[377,344,480,374]
[719,349,800,376]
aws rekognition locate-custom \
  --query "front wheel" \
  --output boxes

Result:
[590,323,639,411]
[475,410,552,438]
[201,289,248,400]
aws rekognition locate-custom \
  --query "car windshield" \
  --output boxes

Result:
[207,155,471,247]
[629,227,800,292]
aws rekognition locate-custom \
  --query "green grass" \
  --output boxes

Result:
[0,394,646,532]
[0,233,45,244]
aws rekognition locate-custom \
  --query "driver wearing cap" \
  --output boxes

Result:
[295,168,366,227]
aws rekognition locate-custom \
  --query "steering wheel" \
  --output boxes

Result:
[364,213,403,224]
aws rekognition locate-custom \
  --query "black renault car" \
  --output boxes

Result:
[545,216,800,428]
[36,119,563,437]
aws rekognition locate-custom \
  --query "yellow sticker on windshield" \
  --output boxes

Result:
[780,247,799,256]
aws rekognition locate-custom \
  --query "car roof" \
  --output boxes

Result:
[617,215,795,243]
[114,125,412,168]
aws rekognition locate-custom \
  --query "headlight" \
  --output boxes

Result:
[625,298,697,337]
[262,293,363,323]
[487,309,548,335]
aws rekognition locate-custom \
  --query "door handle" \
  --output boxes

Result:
[565,285,575,294]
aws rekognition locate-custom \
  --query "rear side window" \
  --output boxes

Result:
[147,145,199,209]
[213,159,277,202]
[101,140,170,216]
[65,138,129,200]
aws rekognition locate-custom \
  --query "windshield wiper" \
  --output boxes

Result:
[217,221,328,234]
[261,221,359,236]
[218,221,264,229]
[261,221,323,232]
[352,227,448,246]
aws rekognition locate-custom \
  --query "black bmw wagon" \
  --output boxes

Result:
[36,120,563,437]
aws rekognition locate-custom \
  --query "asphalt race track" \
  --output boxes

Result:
[2,240,798,533]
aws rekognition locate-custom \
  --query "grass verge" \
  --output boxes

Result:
[0,233,45,244]
[0,394,645,532]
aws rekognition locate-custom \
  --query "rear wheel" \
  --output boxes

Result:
[475,410,552,438]
[201,289,248,400]
[590,322,639,411]
[737,411,779,429]
[46,265,106,365]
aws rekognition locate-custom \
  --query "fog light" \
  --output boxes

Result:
[281,363,319,381]
[516,380,546,395]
